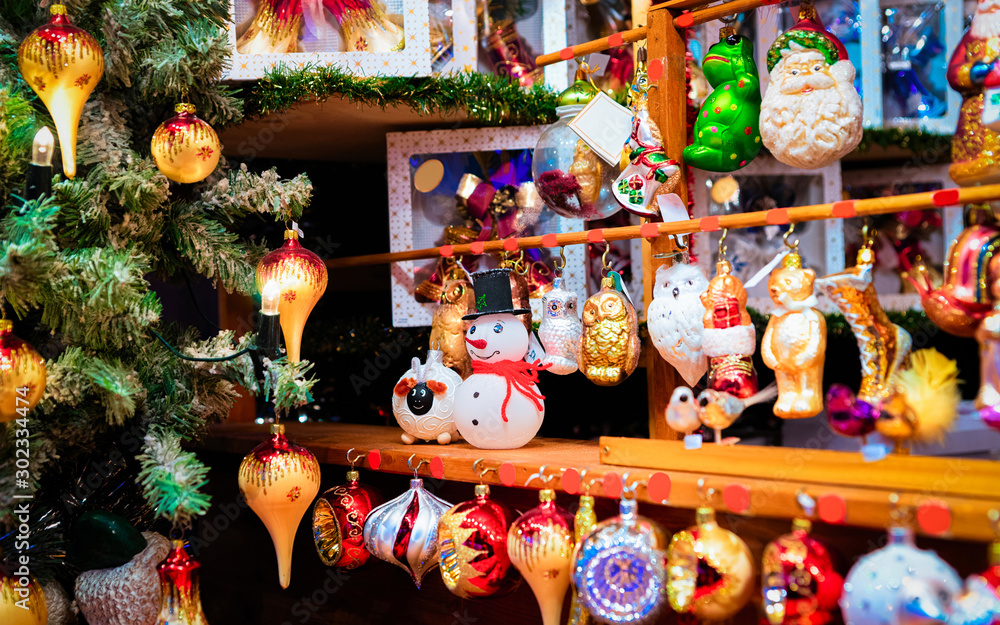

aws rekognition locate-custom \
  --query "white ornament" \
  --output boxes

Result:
[363,478,452,588]
[666,386,702,436]
[760,43,862,169]
[647,263,709,386]
[841,526,1000,625]
[454,312,545,449]
[392,350,463,444]
[538,277,582,375]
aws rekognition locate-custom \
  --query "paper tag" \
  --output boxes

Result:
[525,332,545,364]
[609,270,635,311]
[985,87,1000,129]
[657,193,689,222]
[744,249,790,289]
[568,91,634,165]
[586,53,610,76]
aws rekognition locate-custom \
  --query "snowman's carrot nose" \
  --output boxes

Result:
[466,337,487,349]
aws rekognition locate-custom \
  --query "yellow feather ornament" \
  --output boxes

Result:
[877,348,960,448]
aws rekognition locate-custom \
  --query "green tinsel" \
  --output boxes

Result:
[241,64,560,127]
[856,127,952,156]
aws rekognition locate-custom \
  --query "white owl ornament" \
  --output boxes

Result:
[647,262,710,386]
[392,350,464,444]
[538,276,582,375]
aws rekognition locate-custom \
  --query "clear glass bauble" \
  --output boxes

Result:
[532,105,622,220]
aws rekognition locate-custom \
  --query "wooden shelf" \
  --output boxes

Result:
[219,97,471,162]
[201,423,999,542]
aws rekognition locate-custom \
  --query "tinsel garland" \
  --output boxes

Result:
[242,64,560,126]
[855,127,952,156]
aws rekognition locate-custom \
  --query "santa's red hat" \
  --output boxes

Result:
[766,13,849,73]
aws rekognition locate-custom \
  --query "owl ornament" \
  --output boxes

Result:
[702,245,759,398]
[573,494,670,624]
[648,262,710,386]
[841,525,1000,625]
[761,249,827,418]
[667,506,755,621]
[430,276,475,378]
[538,275,582,375]
[762,518,843,625]
[580,271,641,386]
[392,350,464,444]
[363,477,453,587]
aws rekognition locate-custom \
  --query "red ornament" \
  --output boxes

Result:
[438,484,519,599]
[762,519,843,625]
[508,489,575,625]
[312,468,384,569]
[156,540,209,624]
[0,319,47,423]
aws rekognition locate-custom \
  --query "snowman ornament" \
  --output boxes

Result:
[392,349,464,444]
[453,268,550,450]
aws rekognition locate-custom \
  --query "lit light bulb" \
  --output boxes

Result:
[32,127,54,166]
[261,280,281,316]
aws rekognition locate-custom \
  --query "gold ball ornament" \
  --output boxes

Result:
[0,572,46,625]
[255,230,328,363]
[151,104,221,184]
[238,424,321,589]
[17,4,103,180]
[0,319,47,423]
[666,507,755,621]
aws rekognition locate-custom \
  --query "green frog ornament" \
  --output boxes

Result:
[683,32,762,172]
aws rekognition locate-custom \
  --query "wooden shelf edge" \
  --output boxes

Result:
[200,423,997,542]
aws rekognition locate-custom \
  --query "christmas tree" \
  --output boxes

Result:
[0,0,317,595]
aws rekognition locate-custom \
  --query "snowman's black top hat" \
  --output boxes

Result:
[462,268,531,320]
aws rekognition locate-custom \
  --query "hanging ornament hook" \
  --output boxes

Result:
[989,509,1000,538]
[601,244,613,276]
[346,448,364,467]
[554,246,567,274]
[719,13,738,38]
[408,454,429,477]
[473,458,497,483]
[526,465,555,487]
[783,222,799,251]
[697,478,716,503]
[579,468,598,495]
[795,488,816,519]
[718,228,729,260]
[888,493,913,527]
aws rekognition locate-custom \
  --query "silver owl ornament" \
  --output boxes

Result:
[538,277,582,375]
[647,262,709,386]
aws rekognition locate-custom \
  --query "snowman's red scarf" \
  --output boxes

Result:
[471,359,551,422]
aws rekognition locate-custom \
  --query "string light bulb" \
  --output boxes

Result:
[32,127,54,166]
[261,280,280,316]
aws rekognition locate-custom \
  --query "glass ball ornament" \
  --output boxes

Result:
[0,319,47,423]
[572,496,669,624]
[150,103,221,184]
[532,80,622,220]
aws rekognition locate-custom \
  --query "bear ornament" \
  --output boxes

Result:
[683,26,763,173]
[761,250,827,418]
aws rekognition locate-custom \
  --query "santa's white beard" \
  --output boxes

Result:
[971,7,1000,39]
[760,60,863,169]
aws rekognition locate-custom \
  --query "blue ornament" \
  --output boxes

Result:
[572,496,669,624]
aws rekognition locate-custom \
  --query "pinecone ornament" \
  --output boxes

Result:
[75,532,170,625]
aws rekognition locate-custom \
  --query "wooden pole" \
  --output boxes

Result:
[535,27,648,68]
[325,184,1000,269]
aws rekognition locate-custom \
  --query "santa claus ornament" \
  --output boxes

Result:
[949,0,1000,185]
[684,21,762,172]
[312,457,384,569]
[760,1,862,169]
[762,518,843,625]
[438,483,519,599]
[392,349,463,444]
[573,492,670,624]
[701,233,758,398]
[363,474,453,587]
[647,261,710,387]
[453,268,549,450]
[613,49,681,217]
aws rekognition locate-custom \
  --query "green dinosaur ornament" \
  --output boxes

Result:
[683,34,762,172]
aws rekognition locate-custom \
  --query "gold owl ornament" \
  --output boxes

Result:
[430,276,475,379]
[579,272,640,385]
